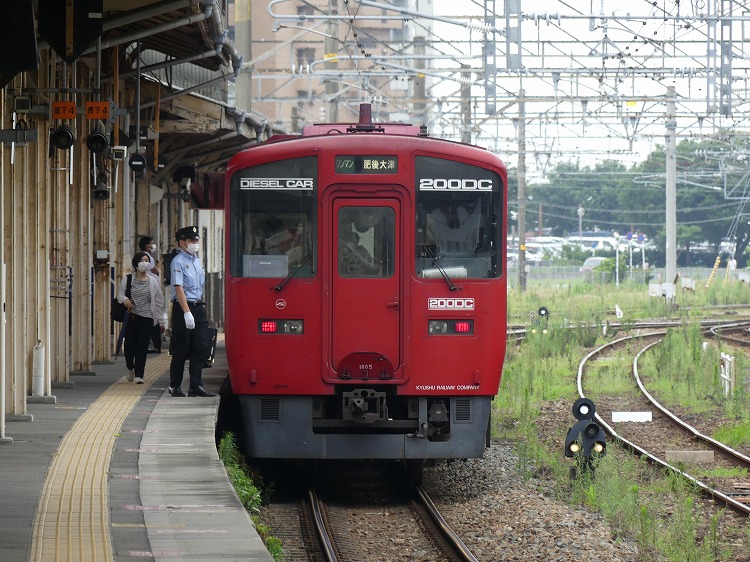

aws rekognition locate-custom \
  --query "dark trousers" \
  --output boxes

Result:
[169,302,211,390]
[124,314,155,377]
[150,324,162,352]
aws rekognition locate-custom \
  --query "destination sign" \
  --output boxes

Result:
[335,155,398,174]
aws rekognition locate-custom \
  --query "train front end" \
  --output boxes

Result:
[225,110,507,462]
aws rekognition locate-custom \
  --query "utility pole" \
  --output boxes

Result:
[324,12,338,123]
[665,86,677,283]
[233,0,252,112]
[414,36,426,127]
[517,88,527,292]
[538,204,543,235]
[460,64,471,144]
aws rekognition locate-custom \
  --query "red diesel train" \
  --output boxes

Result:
[224,105,507,475]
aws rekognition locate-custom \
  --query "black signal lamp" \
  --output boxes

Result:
[531,305,550,335]
[86,127,108,153]
[564,397,607,461]
[51,125,75,150]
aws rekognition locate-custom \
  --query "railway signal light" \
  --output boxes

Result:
[531,305,549,334]
[51,125,75,150]
[565,397,606,477]
[86,126,108,154]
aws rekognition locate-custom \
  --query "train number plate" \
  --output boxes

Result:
[428,297,475,310]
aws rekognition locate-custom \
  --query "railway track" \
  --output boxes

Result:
[507,316,750,345]
[306,482,478,561]
[260,461,479,561]
[577,327,750,516]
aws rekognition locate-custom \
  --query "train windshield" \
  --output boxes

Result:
[415,156,503,279]
[229,156,317,278]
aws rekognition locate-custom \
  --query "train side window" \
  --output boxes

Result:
[338,206,395,278]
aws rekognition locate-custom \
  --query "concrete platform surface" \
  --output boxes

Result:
[0,342,274,562]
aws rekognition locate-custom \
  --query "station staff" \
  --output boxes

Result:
[168,226,216,397]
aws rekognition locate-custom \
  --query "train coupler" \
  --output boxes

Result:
[342,389,387,423]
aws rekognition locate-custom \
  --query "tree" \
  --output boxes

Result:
[522,136,750,267]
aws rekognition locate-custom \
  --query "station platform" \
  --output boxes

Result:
[0,341,274,562]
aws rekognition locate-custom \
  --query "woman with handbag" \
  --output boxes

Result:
[117,252,166,383]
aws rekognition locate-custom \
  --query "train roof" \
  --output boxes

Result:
[226,103,507,178]
[258,103,481,148]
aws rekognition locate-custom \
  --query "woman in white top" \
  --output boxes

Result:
[139,235,163,353]
[117,252,166,383]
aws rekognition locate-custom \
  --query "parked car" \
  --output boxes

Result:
[580,256,607,274]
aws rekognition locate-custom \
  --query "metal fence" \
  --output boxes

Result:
[507,266,721,288]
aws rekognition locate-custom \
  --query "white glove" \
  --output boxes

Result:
[184,311,195,329]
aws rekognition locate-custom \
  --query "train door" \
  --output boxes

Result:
[330,197,402,380]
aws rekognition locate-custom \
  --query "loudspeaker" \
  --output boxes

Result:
[0,1,38,88]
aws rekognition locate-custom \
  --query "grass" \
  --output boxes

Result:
[218,433,284,561]
[636,323,750,445]
[699,466,749,479]
[714,422,750,449]
[502,280,750,560]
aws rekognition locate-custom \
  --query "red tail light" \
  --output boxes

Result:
[260,320,277,333]
[454,321,471,333]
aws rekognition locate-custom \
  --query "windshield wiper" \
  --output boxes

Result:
[424,246,458,291]
[274,250,313,291]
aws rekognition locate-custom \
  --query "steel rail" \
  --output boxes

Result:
[307,489,339,562]
[414,486,480,562]
[576,329,750,516]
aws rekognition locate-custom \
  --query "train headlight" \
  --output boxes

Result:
[258,319,304,334]
[428,320,449,334]
[428,319,474,335]
[282,320,304,334]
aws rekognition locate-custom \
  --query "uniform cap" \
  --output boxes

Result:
[176,225,200,241]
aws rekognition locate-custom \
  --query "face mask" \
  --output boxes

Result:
[137,262,150,273]
[149,244,157,253]
[187,243,200,255]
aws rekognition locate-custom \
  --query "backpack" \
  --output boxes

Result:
[162,248,180,285]
[111,274,132,322]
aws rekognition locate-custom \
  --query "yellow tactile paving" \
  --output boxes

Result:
[30,354,171,562]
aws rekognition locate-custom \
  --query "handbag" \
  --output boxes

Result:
[111,274,132,322]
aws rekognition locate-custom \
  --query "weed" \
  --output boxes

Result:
[713,422,750,448]
[504,282,750,560]
[218,432,284,561]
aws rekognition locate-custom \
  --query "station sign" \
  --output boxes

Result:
[85,101,110,120]
[52,101,76,120]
